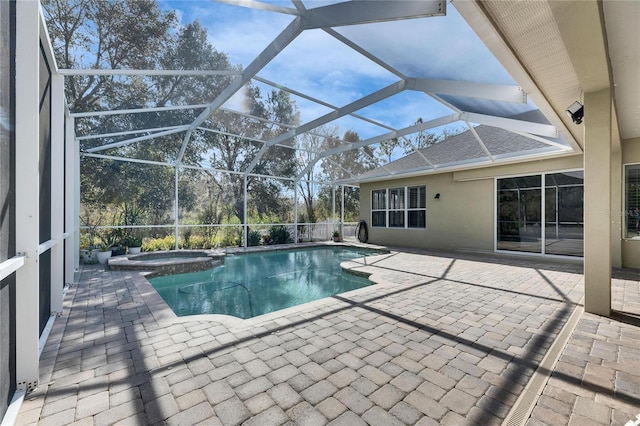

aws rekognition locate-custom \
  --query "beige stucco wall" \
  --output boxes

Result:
[361,173,494,252]
[621,136,640,268]
[359,155,584,253]
[622,137,640,163]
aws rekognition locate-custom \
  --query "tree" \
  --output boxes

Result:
[377,117,464,161]
[43,0,235,226]
[316,130,378,221]
[321,130,378,181]
[296,126,340,224]
[196,85,300,225]
[294,129,379,223]
[44,0,177,111]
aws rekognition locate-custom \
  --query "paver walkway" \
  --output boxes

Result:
[15,247,640,425]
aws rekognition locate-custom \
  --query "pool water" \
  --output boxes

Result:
[149,246,378,319]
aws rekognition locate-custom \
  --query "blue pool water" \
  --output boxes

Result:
[149,246,379,319]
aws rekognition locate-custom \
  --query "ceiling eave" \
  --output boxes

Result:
[453,0,586,152]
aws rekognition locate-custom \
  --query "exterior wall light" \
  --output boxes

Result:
[434,193,440,199]
[566,101,584,124]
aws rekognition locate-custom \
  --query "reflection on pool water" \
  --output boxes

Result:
[149,246,379,319]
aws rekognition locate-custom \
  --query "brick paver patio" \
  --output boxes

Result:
[15,247,640,425]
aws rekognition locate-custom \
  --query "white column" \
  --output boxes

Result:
[15,0,41,393]
[293,182,298,244]
[50,74,64,315]
[243,175,248,248]
[65,115,78,280]
[332,185,336,225]
[73,131,80,271]
[174,167,179,250]
[341,185,345,232]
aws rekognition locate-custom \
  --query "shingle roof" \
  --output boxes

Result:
[355,110,566,182]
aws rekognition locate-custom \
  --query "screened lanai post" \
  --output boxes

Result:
[64,114,77,279]
[50,73,65,316]
[341,185,345,236]
[174,167,179,250]
[73,130,80,271]
[243,175,248,248]
[294,183,299,244]
[332,186,336,237]
[14,0,40,393]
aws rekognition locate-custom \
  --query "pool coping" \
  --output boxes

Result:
[108,249,225,277]
[130,242,393,330]
[23,247,640,426]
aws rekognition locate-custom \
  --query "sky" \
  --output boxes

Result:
[157,0,528,143]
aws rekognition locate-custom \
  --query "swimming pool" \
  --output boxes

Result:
[149,246,379,319]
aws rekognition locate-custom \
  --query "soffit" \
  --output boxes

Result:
[470,0,583,147]
[475,0,640,142]
[603,0,640,140]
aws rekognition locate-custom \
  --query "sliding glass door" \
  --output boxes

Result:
[544,172,584,256]
[497,175,542,253]
[497,171,583,257]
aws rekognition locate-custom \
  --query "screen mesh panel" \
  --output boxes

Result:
[38,41,52,335]
[0,0,17,417]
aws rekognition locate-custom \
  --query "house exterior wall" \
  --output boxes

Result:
[361,173,494,252]
[359,155,584,253]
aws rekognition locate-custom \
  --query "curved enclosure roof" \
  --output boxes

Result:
[52,0,580,185]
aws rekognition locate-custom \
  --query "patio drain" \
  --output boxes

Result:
[502,298,584,426]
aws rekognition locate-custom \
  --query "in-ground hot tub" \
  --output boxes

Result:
[108,250,225,277]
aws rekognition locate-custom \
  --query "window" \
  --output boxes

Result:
[389,188,405,227]
[371,186,426,229]
[372,189,386,227]
[625,164,640,238]
[408,186,426,228]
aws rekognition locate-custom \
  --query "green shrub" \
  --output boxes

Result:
[123,233,143,247]
[247,230,262,246]
[183,234,214,249]
[79,231,92,249]
[182,228,192,248]
[268,225,292,245]
[220,226,242,248]
[142,235,175,251]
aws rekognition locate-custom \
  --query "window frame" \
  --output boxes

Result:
[371,185,427,229]
[388,187,405,228]
[407,185,426,229]
[624,163,640,239]
[371,189,387,227]
[494,169,584,257]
